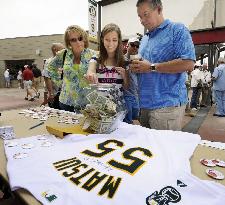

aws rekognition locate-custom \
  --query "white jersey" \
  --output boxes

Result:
[4,124,225,205]
[191,68,203,87]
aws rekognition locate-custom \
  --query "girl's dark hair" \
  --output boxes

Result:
[99,23,125,67]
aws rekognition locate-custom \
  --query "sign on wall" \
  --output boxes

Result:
[88,0,98,42]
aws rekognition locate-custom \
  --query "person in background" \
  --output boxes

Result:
[129,0,195,131]
[48,25,96,112]
[4,69,10,88]
[212,57,225,117]
[42,43,65,108]
[200,63,211,107]
[190,64,203,111]
[123,37,140,124]
[32,64,42,98]
[17,69,23,89]
[185,70,195,117]
[122,39,128,55]
[22,65,35,101]
[86,23,129,107]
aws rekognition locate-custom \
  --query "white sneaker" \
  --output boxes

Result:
[34,93,40,98]
[191,108,197,111]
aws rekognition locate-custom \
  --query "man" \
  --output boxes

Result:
[184,70,196,117]
[22,65,35,101]
[123,37,140,124]
[212,57,225,117]
[4,69,10,88]
[42,43,65,108]
[200,63,211,107]
[32,64,42,98]
[130,0,195,130]
[190,64,203,111]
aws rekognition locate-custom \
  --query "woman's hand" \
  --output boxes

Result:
[115,67,126,79]
[85,73,98,84]
[116,67,129,90]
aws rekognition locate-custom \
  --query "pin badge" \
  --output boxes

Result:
[13,152,28,159]
[41,141,53,147]
[21,143,35,149]
[200,158,216,167]
[206,169,224,180]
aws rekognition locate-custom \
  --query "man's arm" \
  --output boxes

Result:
[154,59,194,73]
[212,68,218,81]
[130,58,194,73]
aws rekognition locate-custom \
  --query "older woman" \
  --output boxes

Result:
[48,25,96,112]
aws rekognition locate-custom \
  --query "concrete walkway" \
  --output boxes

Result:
[0,88,225,143]
[183,106,225,143]
[0,88,43,111]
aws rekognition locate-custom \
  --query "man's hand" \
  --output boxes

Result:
[130,59,151,73]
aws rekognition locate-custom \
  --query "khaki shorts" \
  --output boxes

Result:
[140,105,185,131]
[23,80,32,89]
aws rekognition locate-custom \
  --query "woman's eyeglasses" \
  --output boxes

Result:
[69,36,83,43]
[130,43,139,48]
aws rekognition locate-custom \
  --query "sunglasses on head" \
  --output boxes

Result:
[69,36,83,43]
[130,43,139,48]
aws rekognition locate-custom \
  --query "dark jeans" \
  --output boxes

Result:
[123,95,139,124]
[59,102,75,112]
[48,92,60,109]
[59,102,82,113]
[201,86,210,106]
[190,87,201,109]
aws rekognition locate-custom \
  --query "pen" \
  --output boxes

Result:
[29,122,44,130]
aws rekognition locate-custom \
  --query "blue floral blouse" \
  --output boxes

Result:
[48,48,96,107]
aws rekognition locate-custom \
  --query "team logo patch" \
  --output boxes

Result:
[41,190,57,202]
[177,180,187,187]
[146,186,181,205]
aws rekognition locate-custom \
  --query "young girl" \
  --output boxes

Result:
[86,23,129,91]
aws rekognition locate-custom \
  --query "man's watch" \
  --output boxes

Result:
[150,64,157,72]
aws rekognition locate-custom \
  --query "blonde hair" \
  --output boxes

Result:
[64,25,89,49]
